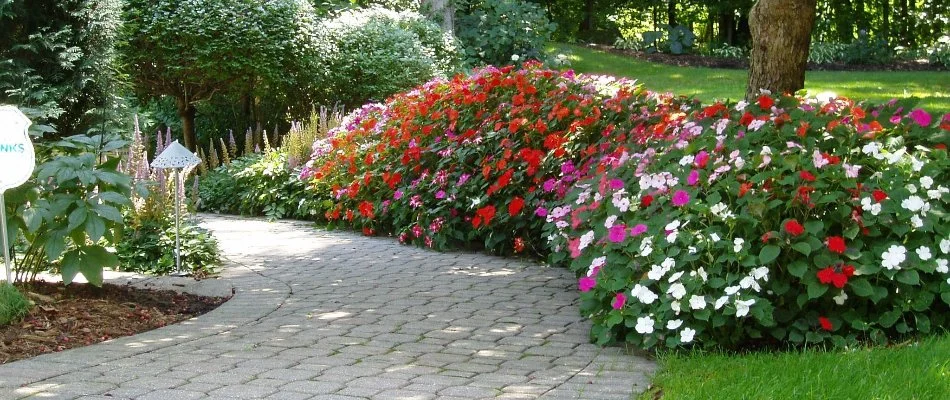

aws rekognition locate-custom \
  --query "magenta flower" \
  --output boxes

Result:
[608,224,627,243]
[394,190,404,200]
[543,179,557,192]
[672,190,690,206]
[535,207,548,217]
[609,179,625,190]
[695,150,709,168]
[458,174,471,186]
[561,161,575,175]
[630,224,648,236]
[687,170,699,186]
[908,109,932,127]
[435,190,446,199]
[612,293,627,310]
[579,276,596,292]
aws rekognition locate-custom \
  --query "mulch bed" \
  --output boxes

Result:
[1,281,228,364]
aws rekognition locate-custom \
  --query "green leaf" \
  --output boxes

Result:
[85,216,105,243]
[791,242,812,256]
[807,281,829,299]
[78,246,117,287]
[943,291,950,306]
[22,208,42,233]
[912,291,934,312]
[60,250,81,285]
[44,232,66,261]
[896,270,920,285]
[759,245,781,264]
[804,220,824,235]
[67,207,87,231]
[92,204,124,223]
[788,260,808,278]
[849,278,874,297]
[878,309,901,328]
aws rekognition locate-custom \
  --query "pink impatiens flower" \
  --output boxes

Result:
[612,293,627,310]
[908,109,932,127]
[630,224,648,236]
[579,276,596,292]
[687,170,700,186]
[672,190,690,206]
[608,224,627,243]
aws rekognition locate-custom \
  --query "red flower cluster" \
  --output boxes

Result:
[817,264,855,288]
[784,219,805,236]
[826,236,847,254]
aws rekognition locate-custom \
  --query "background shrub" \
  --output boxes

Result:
[198,150,316,220]
[455,0,555,66]
[313,6,463,108]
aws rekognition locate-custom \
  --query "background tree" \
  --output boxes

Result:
[0,0,123,137]
[119,0,318,151]
[745,0,817,98]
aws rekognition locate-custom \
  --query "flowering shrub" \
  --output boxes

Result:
[300,63,693,255]
[545,93,950,349]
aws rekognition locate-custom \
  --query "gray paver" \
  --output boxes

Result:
[0,215,655,399]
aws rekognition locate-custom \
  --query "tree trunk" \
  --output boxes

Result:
[668,0,677,26]
[746,0,817,99]
[581,0,595,33]
[176,97,197,151]
[422,0,454,33]
[881,0,890,41]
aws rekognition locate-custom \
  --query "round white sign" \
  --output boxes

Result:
[0,106,35,191]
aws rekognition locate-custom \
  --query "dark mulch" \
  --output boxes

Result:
[0,281,229,364]
[585,44,943,72]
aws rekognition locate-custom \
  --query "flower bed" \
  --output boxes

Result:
[545,94,950,348]
[300,63,690,255]
[299,63,950,349]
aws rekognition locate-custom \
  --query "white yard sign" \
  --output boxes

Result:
[0,105,34,284]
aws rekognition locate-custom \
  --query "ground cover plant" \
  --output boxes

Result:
[553,43,950,114]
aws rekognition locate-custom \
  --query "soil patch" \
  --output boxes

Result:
[586,44,942,72]
[0,281,229,364]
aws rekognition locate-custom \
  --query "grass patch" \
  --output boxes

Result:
[551,43,950,114]
[0,283,31,326]
[640,334,950,400]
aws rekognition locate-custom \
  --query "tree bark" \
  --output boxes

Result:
[176,96,198,151]
[746,0,817,99]
[668,0,677,26]
[422,0,454,33]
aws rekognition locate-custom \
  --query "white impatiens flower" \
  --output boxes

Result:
[735,298,756,317]
[661,257,676,270]
[667,319,683,330]
[604,215,618,228]
[640,237,654,257]
[665,220,681,231]
[928,189,942,200]
[921,176,934,189]
[911,157,924,172]
[631,284,658,304]
[710,233,721,243]
[752,266,770,281]
[714,296,729,310]
[688,246,698,254]
[833,291,848,305]
[648,264,667,281]
[588,256,606,276]
[813,149,829,169]
[679,155,695,166]
[911,215,924,228]
[735,100,748,111]
[740,276,761,292]
[635,316,655,334]
[668,271,684,283]
[668,283,687,300]
[862,142,882,157]
[881,245,907,270]
[670,300,681,315]
[689,295,707,310]
[936,259,948,274]
[710,202,735,219]
[917,246,933,261]
[725,286,741,296]
[578,231,595,251]
[733,238,745,253]
[901,196,926,212]
[680,327,696,343]
[861,197,882,216]
[906,184,918,194]
[940,238,950,254]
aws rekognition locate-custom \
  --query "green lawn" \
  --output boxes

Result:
[551,43,950,115]
[640,334,950,399]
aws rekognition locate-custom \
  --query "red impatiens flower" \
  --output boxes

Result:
[508,197,525,217]
[826,236,847,254]
[819,316,833,331]
[739,112,754,126]
[738,181,753,198]
[784,219,805,236]
[358,201,375,219]
[758,95,774,110]
[872,189,888,203]
[641,195,654,208]
[472,205,497,228]
[816,264,854,288]
[800,170,816,182]
[513,237,525,253]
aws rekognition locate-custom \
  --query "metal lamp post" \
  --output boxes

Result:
[150,140,201,276]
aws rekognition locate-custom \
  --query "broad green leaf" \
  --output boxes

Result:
[849,278,874,297]
[792,242,812,256]
[60,250,81,285]
[804,220,824,235]
[896,270,920,285]
[92,204,124,223]
[67,207,87,231]
[85,216,105,243]
[44,232,66,261]
[807,281,829,299]
[788,260,808,278]
[759,245,781,264]
[878,309,901,328]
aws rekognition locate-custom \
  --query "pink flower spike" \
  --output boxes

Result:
[630,224,648,236]
[579,277,596,292]
[687,170,699,186]
[612,293,627,310]
[672,190,690,207]
[908,109,932,127]
[608,225,627,243]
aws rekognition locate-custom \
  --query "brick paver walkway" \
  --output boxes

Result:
[0,215,654,399]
